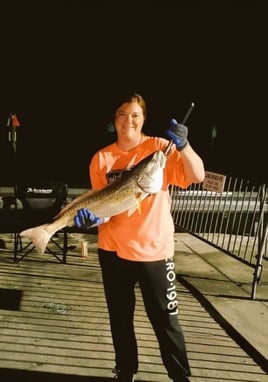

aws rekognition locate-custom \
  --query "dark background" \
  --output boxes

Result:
[0,1,266,187]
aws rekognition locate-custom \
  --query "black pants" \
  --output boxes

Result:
[98,249,191,379]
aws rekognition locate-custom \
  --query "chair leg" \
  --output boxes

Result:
[45,230,68,263]
[14,233,23,263]
[13,230,68,264]
[63,229,68,264]
[13,233,21,263]
[14,233,34,263]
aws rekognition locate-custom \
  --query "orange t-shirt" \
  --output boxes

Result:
[89,136,190,262]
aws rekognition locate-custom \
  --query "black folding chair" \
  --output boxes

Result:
[14,182,68,263]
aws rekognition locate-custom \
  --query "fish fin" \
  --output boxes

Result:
[127,193,143,217]
[136,193,143,214]
[127,206,137,217]
[19,224,53,255]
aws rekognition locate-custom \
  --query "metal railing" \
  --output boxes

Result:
[170,177,268,299]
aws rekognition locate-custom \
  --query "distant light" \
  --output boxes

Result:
[106,121,115,133]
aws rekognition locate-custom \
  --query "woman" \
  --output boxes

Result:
[74,92,205,382]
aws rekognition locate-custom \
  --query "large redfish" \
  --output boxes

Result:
[19,150,167,255]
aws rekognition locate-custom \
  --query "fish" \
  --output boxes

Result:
[19,149,167,255]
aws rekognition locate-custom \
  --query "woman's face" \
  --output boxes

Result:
[114,101,145,140]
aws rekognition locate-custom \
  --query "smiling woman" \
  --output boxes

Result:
[69,92,205,381]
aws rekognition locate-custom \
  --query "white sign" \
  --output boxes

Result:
[202,171,226,193]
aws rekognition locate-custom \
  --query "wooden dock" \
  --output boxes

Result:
[0,232,267,381]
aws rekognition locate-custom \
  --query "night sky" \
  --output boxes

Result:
[1,1,267,187]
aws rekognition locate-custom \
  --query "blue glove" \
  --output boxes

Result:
[74,208,104,228]
[166,118,189,151]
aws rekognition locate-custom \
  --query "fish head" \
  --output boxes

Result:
[136,150,166,194]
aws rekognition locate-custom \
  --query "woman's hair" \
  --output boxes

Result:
[115,92,147,120]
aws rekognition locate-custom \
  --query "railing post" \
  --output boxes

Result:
[251,185,268,299]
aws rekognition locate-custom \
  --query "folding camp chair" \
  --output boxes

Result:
[13,182,68,263]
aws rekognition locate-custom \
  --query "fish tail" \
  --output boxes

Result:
[19,224,52,255]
